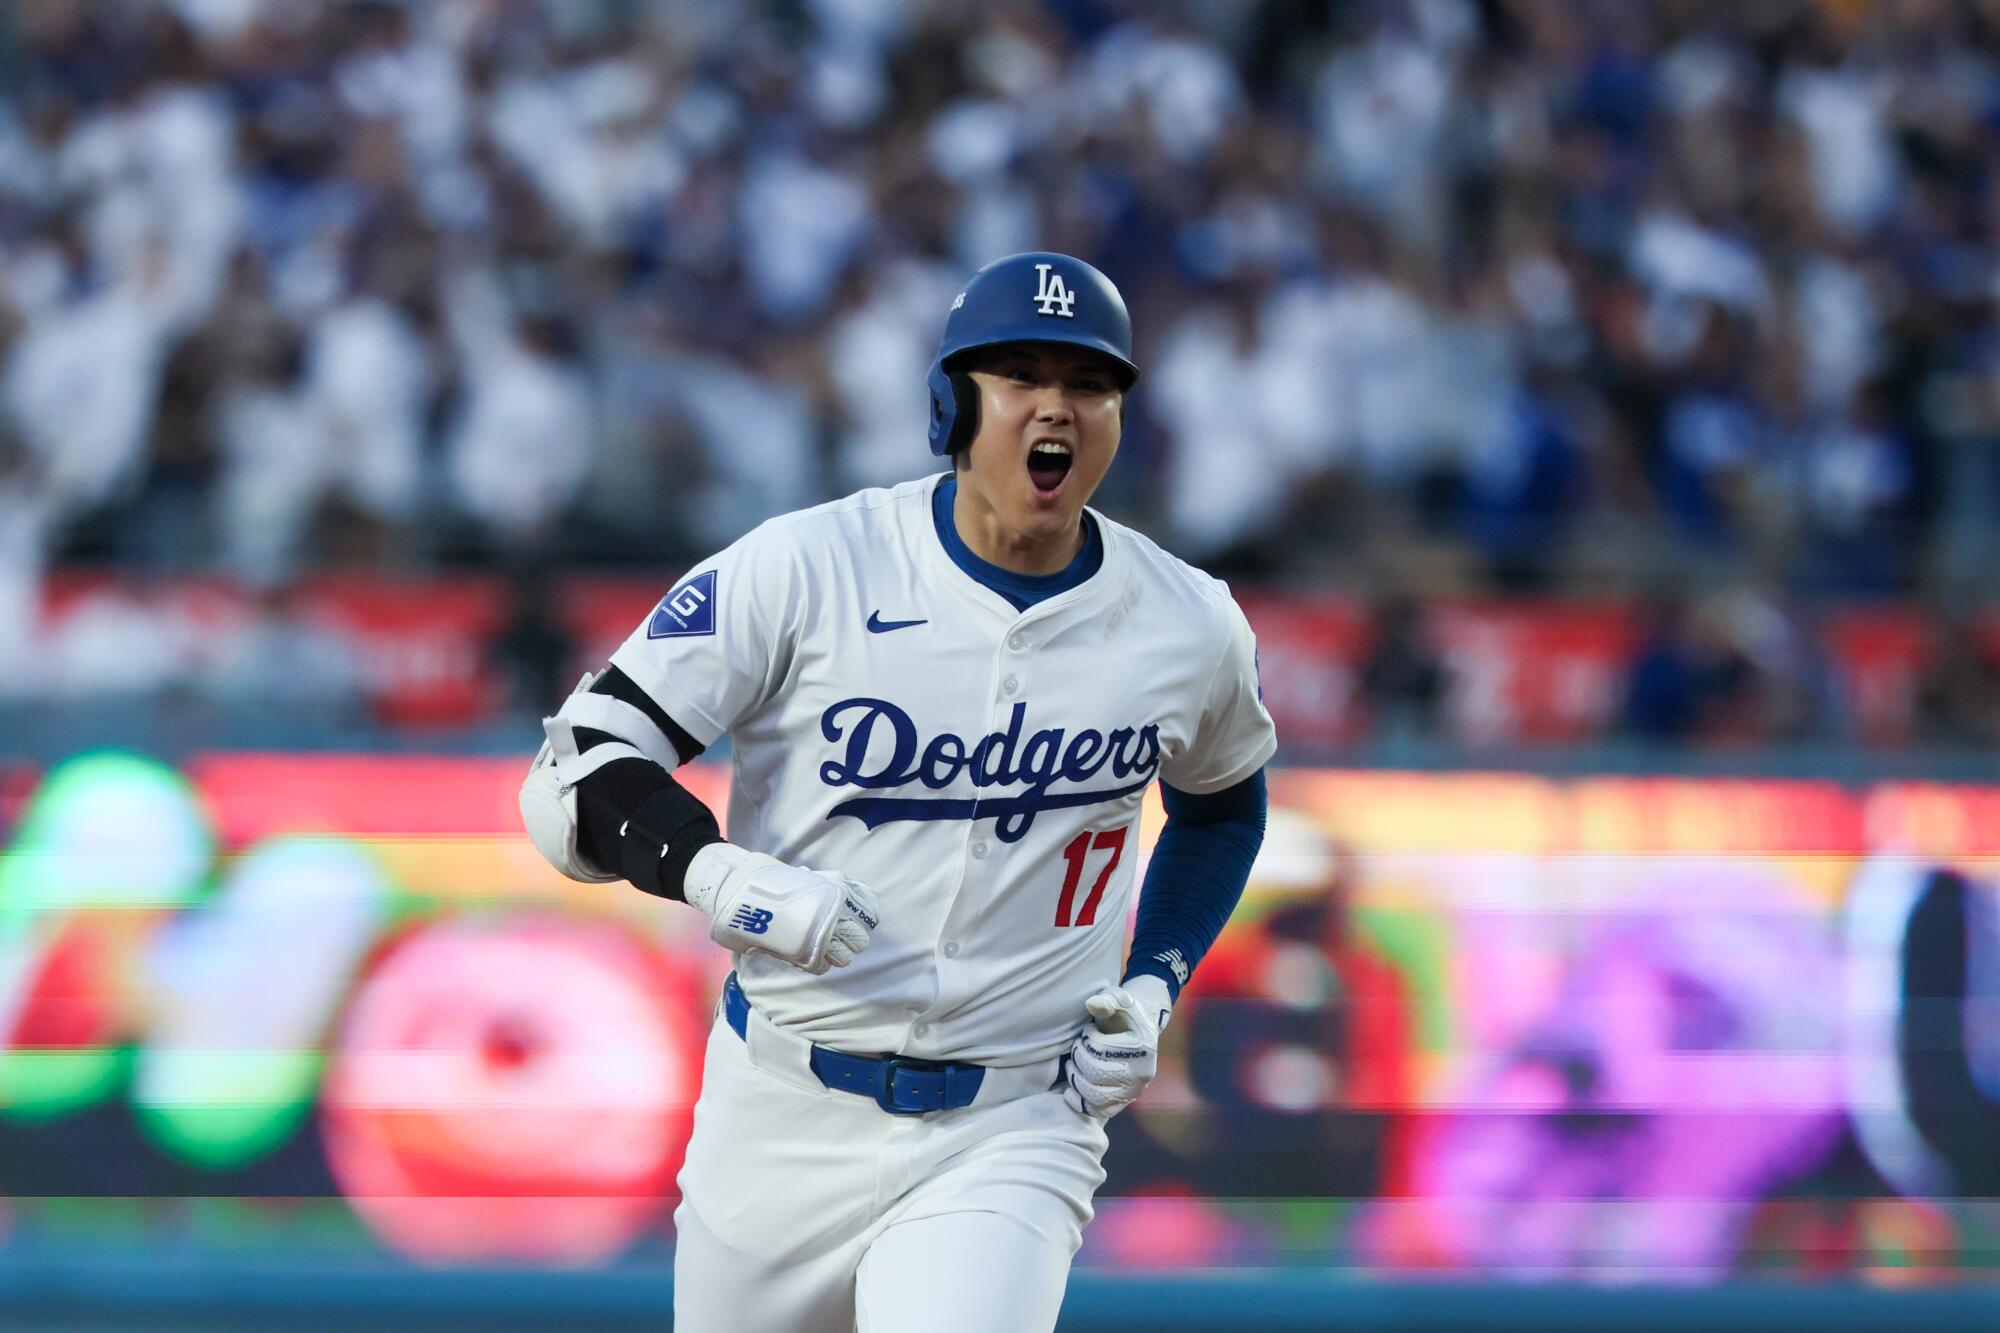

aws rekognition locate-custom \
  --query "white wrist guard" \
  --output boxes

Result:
[1123,974,1175,1034]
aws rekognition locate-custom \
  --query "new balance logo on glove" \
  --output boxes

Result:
[728,905,775,935]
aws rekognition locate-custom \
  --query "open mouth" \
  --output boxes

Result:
[1027,440,1074,496]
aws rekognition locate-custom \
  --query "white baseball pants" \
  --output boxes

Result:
[672,1012,1108,1332]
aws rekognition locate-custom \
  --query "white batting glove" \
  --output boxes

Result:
[1063,974,1173,1119]
[683,844,882,975]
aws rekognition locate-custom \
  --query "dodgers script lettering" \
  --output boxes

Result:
[817,699,1160,842]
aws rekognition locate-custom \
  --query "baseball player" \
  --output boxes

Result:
[520,252,1274,1332]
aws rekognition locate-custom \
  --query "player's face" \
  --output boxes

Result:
[957,344,1123,570]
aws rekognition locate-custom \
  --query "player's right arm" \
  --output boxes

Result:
[519,667,878,974]
[518,524,880,975]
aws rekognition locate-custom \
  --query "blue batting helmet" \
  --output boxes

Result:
[926,252,1138,456]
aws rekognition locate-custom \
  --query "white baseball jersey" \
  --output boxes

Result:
[610,472,1276,1068]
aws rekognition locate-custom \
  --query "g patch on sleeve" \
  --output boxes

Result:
[647,569,718,639]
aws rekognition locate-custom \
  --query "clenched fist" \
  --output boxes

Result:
[684,844,881,975]
[1063,975,1173,1119]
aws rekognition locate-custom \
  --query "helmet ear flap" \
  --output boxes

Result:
[946,369,980,456]
[926,358,981,457]
[927,359,982,459]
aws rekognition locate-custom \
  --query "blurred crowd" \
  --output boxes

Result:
[3,0,2000,626]
[1351,585,2000,749]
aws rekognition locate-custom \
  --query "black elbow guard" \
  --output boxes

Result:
[616,781,725,900]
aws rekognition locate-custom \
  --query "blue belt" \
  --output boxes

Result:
[722,973,986,1115]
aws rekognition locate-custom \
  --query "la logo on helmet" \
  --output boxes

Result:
[1033,263,1077,318]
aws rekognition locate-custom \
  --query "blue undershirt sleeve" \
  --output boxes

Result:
[1123,768,1268,1002]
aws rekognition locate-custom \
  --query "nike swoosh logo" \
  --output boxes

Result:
[867,612,928,633]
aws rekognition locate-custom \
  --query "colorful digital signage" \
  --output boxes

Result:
[2,752,1996,1280]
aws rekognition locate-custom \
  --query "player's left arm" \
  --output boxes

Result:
[1063,773,1268,1119]
[1066,592,1276,1118]
[1124,770,1269,1003]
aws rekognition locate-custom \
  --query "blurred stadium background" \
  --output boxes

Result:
[4,0,2000,1328]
